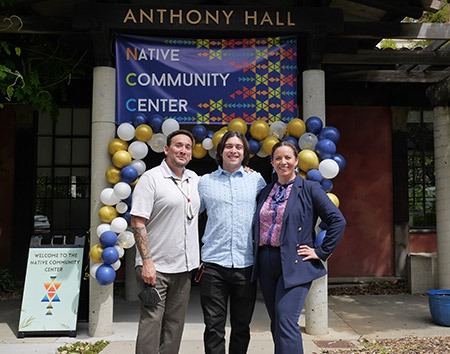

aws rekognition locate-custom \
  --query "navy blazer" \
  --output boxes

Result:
[252,175,346,288]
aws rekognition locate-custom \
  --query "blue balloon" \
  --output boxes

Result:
[315,230,326,247]
[320,179,333,192]
[306,169,322,183]
[122,211,131,224]
[132,113,148,128]
[315,139,336,159]
[120,166,138,184]
[101,247,119,265]
[305,116,323,135]
[148,115,164,133]
[96,264,116,285]
[332,153,346,172]
[100,231,118,248]
[248,138,260,155]
[318,126,340,144]
[192,125,208,141]
[282,136,299,152]
[207,130,215,139]
[123,192,133,207]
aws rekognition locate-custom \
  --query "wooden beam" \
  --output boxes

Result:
[323,49,450,65]
[340,22,450,40]
[421,0,446,12]
[327,70,450,83]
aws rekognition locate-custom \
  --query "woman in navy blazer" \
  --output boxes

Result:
[252,141,346,354]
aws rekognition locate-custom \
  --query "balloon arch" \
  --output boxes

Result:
[90,115,346,285]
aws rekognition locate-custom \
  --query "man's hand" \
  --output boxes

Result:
[141,259,157,285]
[131,215,156,285]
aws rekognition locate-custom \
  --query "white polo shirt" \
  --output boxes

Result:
[130,160,200,273]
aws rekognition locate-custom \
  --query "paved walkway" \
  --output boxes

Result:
[1,287,449,353]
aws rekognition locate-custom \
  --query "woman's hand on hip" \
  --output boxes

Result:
[297,245,319,261]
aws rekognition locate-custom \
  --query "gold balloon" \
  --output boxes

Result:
[327,193,340,208]
[105,166,121,184]
[193,143,207,159]
[219,126,228,132]
[228,118,248,135]
[135,124,153,142]
[298,170,307,179]
[112,150,132,168]
[89,244,104,263]
[250,120,270,141]
[298,149,319,172]
[287,118,306,139]
[212,130,226,148]
[262,136,279,155]
[108,138,128,155]
[99,205,118,223]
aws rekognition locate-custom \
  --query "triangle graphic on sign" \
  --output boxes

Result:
[44,283,51,290]
[47,303,53,309]
[48,293,55,301]
[48,284,56,292]
[41,294,50,302]
[54,283,62,290]
[53,294,61,302]
[46,310,53,316]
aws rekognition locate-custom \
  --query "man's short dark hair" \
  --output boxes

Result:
[215,130,250,167]
[166,129,194,149]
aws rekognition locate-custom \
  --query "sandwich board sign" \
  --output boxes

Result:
[18,235,85,337]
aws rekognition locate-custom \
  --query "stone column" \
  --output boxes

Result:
[302,69,328,335]
[89,66,116,336]
[426,78,450,289]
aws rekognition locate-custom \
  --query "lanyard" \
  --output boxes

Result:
[172,177,194,220]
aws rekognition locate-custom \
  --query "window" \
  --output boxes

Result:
[35,108,91,242]
[407,109,435,230]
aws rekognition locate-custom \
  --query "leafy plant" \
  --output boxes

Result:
[56,340,109,354]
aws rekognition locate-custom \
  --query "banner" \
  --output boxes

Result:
[115,34,297,124]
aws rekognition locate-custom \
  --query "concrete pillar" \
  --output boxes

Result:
[89,66,116,336]
[433,106,450,289]
[426,78,450,290]
[302,69,328,335]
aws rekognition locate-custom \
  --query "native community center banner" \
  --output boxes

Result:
[115,34,297,125]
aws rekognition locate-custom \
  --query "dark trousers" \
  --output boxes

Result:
[258,247,311,354]
[200,262,257,354]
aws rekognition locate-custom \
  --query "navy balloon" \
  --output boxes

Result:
[315,139,336,159]
[96,264,116,286]
[122,211,131,224]
[315,230,326,247]
[100,231,118,248]
[306,169,322,183]
[120,166,138,184]
[248,138,260,155]
[101,247,119,265]
[320,178,333,192]
[123,192,133,207]
[148,115,164,133]
[332,153,346,172]
[132,113,148,128]
[318,126,340,144]
[207,130,215,139]
[305,116,323,135]
[192,125,208,141]
[282,136,300,152]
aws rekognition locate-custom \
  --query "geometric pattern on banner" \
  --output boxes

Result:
[115,35,298,124]
[41,276,61,316]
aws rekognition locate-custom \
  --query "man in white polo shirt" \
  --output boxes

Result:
[130,130,200,354]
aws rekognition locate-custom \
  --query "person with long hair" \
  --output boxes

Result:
[252,141,346,354]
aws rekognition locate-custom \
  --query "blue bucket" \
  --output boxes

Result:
[427,289,450,326]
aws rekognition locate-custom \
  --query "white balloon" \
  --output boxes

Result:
[118,231,136,249]
[269,121,287,139]
[298,133,319,151]
[128,141,148,160]
[208,147,217,159]
[114,244,125,258]
[147,133,166,153]
[256,146,269,158]
[110,216,128,233]
[100,188,121,206]
[115,201,128,214]
[90,262,102,280]
[117,123,135,141]
[131,159,146,175]
[161,118,180,136]
[202,138,214,150]
[96,223,111,237]
[111,259,121,271]
[114,182,132,200]
[318,159,340,179]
